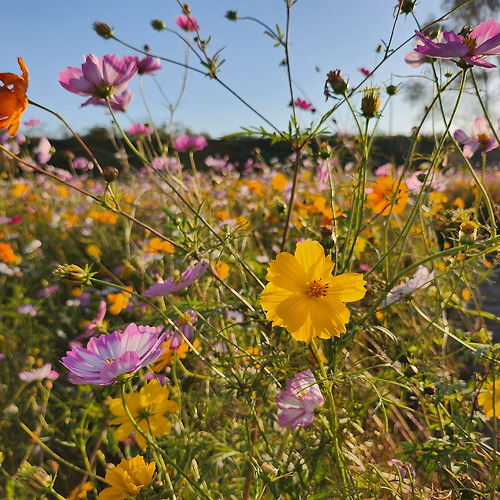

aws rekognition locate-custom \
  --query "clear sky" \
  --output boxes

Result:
[2,1,447,138]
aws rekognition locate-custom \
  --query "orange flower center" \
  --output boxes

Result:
[307,279,329,298]
[461,35,477,54]
[477,133,490,147]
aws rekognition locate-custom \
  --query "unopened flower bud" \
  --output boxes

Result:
[399,0,417,15]
[93,22,114,39]
[325,69,348,98]
[183,3,191,14]
[459,221,478,244]
[225,10,238,21]
[151,19,166,31]
[144,44,151,52]
[261,462,278,478]
[361,87,381,118]
[53,264,95,286]
[318,141,333,160]
[386,84,398,96]
[103,166,119,182]
[320,225,336,249]
[17,463,52,494]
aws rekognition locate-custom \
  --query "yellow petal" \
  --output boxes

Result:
[309,297,350,337]
[266,252,308,292]
[328,273,367,302]
[275,294,310,334]
[294,240,334,279]
[260,282,293,326]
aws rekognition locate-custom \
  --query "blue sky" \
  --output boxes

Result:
[3,1,444,138]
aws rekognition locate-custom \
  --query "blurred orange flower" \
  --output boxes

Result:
[142,237,174,254]
[367,176,408,215]
[107,286,132,315]
[0,242,17,264]
[0,57,28,136]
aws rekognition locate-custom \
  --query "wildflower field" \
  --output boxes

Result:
[3,1,500,499]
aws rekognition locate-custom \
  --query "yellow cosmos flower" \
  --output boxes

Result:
[107,286,132,315]
[259,240,366,343]
[98,456,155,500]
[108,379,178,450]
[142,237,174,254]
[478,380,500,419]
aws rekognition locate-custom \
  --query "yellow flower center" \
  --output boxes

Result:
[307,279,329,298]
[173,276,186,285]
[461,35,477,53]
[297,389,311,401]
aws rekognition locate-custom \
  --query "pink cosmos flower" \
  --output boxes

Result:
[411,18,500,68]
[174,134,208,152]
[34,136,53,164]
[454,117,498,158]
[23,118,40,128]
[128,123,153,136]
[72,156,94,171]
[275,369,324,431]
[166,310,197,350]
[384,265,435,306]
[61,323,166,385]
[19,363,59,382]
[59,54,137,106]
[175,14,200,32]
[132,55,162,75]
[293,98,315,112]
[143,261,208,297]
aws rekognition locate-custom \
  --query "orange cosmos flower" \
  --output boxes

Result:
[0,57,29,136]
[367,176,408,216]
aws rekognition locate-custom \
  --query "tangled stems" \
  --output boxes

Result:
[28,100,104,175]
[310,339,352,497]
[118,382,212,500]
[104,99,265,290]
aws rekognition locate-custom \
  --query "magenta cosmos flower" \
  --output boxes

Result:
[454,116,498,158]
[61,324,166,385]
[294,98,315,112]
[143,261,208,297]
[174,134,208,152]
[128,123,153,136]
[276,369,324,431]
[59,54,137,108]
[166,310,197,350]
[132,55,162,75]
[19,363,59,382]
[411,18,500,68]
[175,14,200,32]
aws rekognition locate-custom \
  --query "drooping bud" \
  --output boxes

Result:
[151,19,166,31]
[361,87,381,118]
[93,21,114,39]
[103,166,119,182]
[325,70,348,99]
